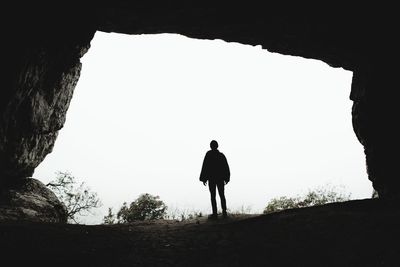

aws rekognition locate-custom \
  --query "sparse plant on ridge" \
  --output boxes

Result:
[264,184,351,214]
[46,171,102,223]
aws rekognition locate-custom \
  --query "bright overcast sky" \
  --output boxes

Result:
[34,31,372,224]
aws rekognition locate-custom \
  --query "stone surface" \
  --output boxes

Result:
[1,5,400,199]
[0,28,95,180]
[0,178,67,223]
[351,66,400,197]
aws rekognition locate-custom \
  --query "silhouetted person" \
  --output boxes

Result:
[200,140,230,219]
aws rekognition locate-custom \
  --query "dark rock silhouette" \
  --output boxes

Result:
[200,140,230,218]
[0,6,399,266]
[1,6,399,216]
[0,178,67,223]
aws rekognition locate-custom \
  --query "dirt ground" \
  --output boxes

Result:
[1,198,400,267]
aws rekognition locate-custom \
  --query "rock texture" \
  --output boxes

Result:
[351,66,400,198]
[0,178,67,223]
[0,30,95,181]
[1,4,399,202]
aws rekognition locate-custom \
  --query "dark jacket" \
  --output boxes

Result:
[199,149,230,183]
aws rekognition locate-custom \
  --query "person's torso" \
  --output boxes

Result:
[206,150,227,180]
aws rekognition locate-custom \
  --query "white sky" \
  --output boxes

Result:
[34,31,373,224]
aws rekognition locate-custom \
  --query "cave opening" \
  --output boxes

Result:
[33,31,371,224]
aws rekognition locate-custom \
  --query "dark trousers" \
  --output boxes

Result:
[208,180,227,215]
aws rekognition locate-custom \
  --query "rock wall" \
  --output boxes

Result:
[1,5,399,209]
[1,44,85,180]
[1,7,95,220]
[1,10,95,182]
[0,178,67,222]
[351,65,400,198]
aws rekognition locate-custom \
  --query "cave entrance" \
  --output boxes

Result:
[34,31,371,224]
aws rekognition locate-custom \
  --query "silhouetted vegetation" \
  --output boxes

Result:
[165,207,204,221]
[104,193,167,224]
[264,185,351,214]
[103,207,116,224]
[46,171,101,223]
[102,185,354,224]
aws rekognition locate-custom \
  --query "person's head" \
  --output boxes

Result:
[210,140,218,150]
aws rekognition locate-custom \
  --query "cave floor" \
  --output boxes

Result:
[1,198,399,267]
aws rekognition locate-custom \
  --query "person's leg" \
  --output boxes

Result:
[217,181,227,216]
[208,181,217,216]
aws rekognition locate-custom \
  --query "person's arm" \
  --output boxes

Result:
[223,154,230,184]
[199,153,209,185]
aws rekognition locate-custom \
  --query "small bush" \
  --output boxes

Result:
[113,193,167,223]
